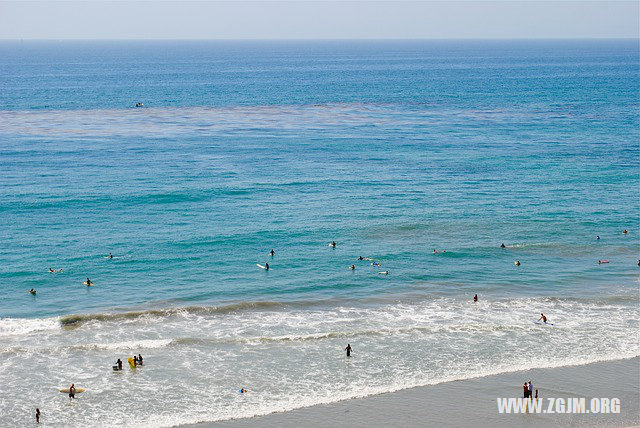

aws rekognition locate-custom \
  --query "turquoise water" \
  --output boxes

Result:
[0,40,638,427]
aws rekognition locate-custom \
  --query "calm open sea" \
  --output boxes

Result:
[0,40,638,427]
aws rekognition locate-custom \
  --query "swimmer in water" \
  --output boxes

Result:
[500,243,506,248]
[349,265,355,270]
[538,313,547,324]
[269,249,275,256]
[264,262,269,271]
[473,294,478,302]
[514,260,521,266]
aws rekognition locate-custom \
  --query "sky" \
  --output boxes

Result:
[0,1,637,40]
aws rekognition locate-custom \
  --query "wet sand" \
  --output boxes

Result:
[186,357,639,428]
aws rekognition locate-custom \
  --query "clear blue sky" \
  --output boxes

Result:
[0,1,637,40]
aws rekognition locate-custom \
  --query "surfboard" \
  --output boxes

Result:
[378,271,389,275]
[598,260,610,264]
[533,321,554,326]
[257,264,270,270]
[59,388,85,394]
[83,281,94,286]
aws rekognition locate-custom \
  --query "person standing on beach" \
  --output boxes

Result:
[35,408,40,423]
[523,382,528,398]
[345,344,352,357]
[527,381,533,399]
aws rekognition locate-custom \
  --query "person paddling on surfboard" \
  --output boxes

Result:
[85,277,93,286]
[108,252,113,259]
[264,263,269,271]
[538,313,547,324]
[330,241,337,247]
[350,265,355,270]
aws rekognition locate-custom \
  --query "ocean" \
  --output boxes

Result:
[0,39,638,427]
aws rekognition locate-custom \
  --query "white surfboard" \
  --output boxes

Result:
[257,264,270,270]
[533,321,554,326]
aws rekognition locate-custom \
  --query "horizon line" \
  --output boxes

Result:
[1,37,639,42]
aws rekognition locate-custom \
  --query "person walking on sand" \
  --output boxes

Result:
[35,408,40,424]
[345,344,352,357]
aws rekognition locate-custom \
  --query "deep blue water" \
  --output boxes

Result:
[1,40,638,318]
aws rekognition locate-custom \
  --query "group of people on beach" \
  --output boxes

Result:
[523,381,538,400]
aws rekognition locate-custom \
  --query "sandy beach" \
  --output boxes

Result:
[188,357,639,428]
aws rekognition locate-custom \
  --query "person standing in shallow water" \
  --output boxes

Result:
[473,294,478,302]
[35,408,40,423]
[345,344,352,357]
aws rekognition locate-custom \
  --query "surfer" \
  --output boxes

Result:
[240,388,248,394]
[116,358,122,370]
[35,408,40,424]
[69,384,76,399]
[269,249,275,256]
[264,263,269,271]
[500,243,506,248]
[623,229,628,234]
[29,288,36,295]
[85,277,93,286]
[345,344,352,357]
[359,256,363,260]
[538,313,547,324]
[473,294,478,302]
[49,267,55,272]
[138,354,143,365]
[108,252,113,259]
[514,260,521,266]
[433,249,438,254]
[637,259,639,267]
[331,241,337,247]
[596,235,600,240]
[350,265,355,270]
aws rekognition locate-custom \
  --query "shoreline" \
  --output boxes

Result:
[185,357,639,428]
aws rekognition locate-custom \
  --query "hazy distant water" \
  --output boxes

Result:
[0,40,638,427]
